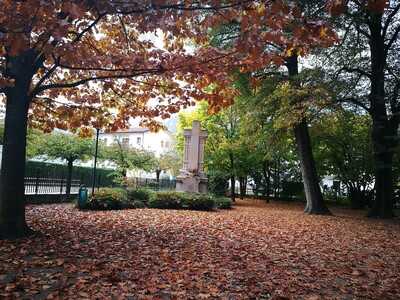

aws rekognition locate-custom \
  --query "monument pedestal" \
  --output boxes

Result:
[176,121,208,194]
[176,172,208,193]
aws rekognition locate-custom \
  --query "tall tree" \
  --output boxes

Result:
[102,141,156,185]
[32,132,93,199]
[320,0,400,217]
[0,1,337,237]
[311,110,375,209]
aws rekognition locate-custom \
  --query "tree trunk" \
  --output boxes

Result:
[229,152,235,202]
[294,120,330,214]
[369,136,394,217]
[156,169,161,183]
[65,160,74,200]
[262,160,270,202]
[0,70,33,238]
[239,176,247,199]
[348,185,365,209]
[286,54,331,215]
[367,13,396,218]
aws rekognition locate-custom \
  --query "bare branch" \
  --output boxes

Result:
[385,24,400,56]
[31,56,61,96]
[383,3,400,36]
[35,68,162,94]
[338,66,372,79]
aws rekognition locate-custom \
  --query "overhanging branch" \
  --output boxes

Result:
[34,68,162,94]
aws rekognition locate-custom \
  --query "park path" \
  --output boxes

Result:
[1,200,399,299]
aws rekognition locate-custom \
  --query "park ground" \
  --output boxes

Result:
[0,200,399,299]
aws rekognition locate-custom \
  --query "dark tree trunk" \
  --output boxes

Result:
[286,54,331,215]
[230,176,235,202]
[65,160,74,200]
[239,176,247,199]
[262,160,270,202]
[348,185,366,210]
[156,169,161,183]
[273,159,279,198]
[0,56,34,239]
[229,152,235,202]
[367,13,396,218]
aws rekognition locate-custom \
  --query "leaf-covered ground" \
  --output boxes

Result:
[1,200,399,299]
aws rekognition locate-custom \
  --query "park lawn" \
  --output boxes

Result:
[0,200,399,299]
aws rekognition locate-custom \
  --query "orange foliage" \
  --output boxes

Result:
[0,1,340,132]
[0,201,399,298]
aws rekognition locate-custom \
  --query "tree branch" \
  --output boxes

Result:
[337,66,372,79]
[337,97,371,113]
[384,24,400,56]
[383,3,400,36]
[35,68,162,94]
[31,56,61,96]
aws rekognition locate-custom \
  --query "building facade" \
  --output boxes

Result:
[98,127,175,158]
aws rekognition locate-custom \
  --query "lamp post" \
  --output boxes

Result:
[92,128,100,195]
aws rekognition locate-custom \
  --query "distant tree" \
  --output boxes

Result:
[311,111,375,209]
[155,151,181,182]
[33,132,93,199]
[102,141,156,185]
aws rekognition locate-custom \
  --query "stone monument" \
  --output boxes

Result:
[176,120,208,193]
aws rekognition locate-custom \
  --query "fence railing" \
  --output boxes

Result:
[24,177,81,195]
[130,177,176,191]
[23,175,176,195]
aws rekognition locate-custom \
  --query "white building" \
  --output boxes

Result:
[98,127,175,157]
[97,127,176,179]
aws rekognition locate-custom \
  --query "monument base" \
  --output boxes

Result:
[176,174,208,194]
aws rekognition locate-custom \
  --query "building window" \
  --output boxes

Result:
[165,141,169,148]
[161,140,164,148]
[122,137,129,148]
[137,137,141,145]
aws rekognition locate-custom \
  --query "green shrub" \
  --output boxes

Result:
[148,191,216,211]
[127,187,154,204]
[148,191,184,209]
[86,188,131,210]
[181,193,215,211]
[214,196,232,209]
[133,200,146,208]
[207,171,229,196]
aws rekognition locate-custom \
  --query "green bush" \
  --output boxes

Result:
[148,191,184,209]
[127,187,154,204]
[214,196,232,209]
[181,193,215,211]
[133,200,146,208]
[85,188,131,210]
[148,191,216,211]
[207,171,229,196]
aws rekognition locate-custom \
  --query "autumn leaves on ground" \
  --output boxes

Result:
[1,201,399,300]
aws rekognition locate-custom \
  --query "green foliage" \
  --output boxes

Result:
[127,187,154,204]
[31,132,93,163]
[100,140,157,184]
[155,150,181,177]
[148,191,216,211]
[181,193,215,211]
[207,170,229,196]
[133,200,146,208]
[311,110,374,194]
[281,181,305,200]
[85,188,131,210]
[213,196,232,209]
[25,160,115,186]
[148,191,184,209]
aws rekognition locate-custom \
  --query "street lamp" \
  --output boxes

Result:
[92,128,100,195]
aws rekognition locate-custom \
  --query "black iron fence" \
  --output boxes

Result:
[23,175,176,196]
[129,177,176,191]
[24,177,82,195]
